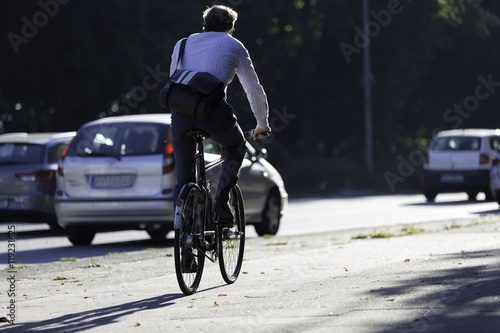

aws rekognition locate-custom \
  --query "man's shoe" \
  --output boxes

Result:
[215,202,234,227]
[181,252,198,273]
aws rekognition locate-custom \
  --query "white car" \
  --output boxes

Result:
[55,114,287,245]
[422,128,500,201]
[489,156,500,206]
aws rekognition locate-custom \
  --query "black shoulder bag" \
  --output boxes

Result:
[159,38,224,122]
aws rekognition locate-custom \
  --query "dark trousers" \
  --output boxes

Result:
[171,100,246,205]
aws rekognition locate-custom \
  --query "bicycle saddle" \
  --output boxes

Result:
[185,130,210,139]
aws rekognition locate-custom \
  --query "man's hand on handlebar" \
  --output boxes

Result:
[251,126,271,140]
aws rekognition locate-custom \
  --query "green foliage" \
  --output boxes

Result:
[1,0,500,195]
[352,231,395,239]
[59,257,77,262]
[400,226,425,235]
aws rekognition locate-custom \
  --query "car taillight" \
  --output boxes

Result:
[424,153,429,165]
[492,158,500,166]
[480,153,490,165]
[163,127,175,174]
[15,170,54,182]
[57,142,71,176]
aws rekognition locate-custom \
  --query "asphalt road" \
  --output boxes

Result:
[1,192,500,332]
[281,192,500,235]
[0,192,499,268]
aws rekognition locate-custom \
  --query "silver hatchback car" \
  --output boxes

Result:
[55,114,287,245]
[0,132,76,229]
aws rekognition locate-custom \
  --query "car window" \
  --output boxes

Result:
[204,139,253,159]
[490,136,500,152]
[48,142,70,163]
[66,123,167,157]
[431,136,480,151]
[0,143,44,164]
[204,139,222,155]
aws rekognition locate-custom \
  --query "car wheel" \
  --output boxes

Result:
[47,220,64,233]
[424,191,437,202]
[66,226,95,246]
[147,227,171,240]
[484,189,494,201]
[467,191,479,201]
[495,190,500,205]
[254,191,281,236]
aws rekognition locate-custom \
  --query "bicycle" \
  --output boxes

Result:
[173,129,268,295]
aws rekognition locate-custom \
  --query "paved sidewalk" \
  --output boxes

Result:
[1,219,500,332]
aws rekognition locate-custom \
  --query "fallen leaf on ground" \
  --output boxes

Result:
[53,276,74,280]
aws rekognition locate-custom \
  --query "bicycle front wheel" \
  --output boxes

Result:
[174,186,206,295]
[218,185,246,284]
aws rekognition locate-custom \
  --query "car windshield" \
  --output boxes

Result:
[0,143,44,165]
[66,123,167,157]
[431,136,481,151]
[490,136,500,152]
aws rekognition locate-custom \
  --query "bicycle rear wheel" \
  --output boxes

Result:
[218,185,245,284]
[174,186,206,295]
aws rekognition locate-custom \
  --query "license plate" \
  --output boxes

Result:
[0,200,8,209]
[90,175,135,189]
[441,174,464,182]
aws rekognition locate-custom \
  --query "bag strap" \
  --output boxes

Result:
[177,37,187,67]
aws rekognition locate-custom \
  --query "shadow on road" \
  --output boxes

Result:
[0,224,174,265]
[366,248,500,332]
[0,223,64,239]
[12,238,174,264]
[404,199,497,207]
[471,209,500,215]
[404,200,500,216]
[0,293,183,331]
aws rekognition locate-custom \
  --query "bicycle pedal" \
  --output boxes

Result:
[224,229,239,238]
[185,234,195,247]
[200,240,211,251]
[185,234,202,248]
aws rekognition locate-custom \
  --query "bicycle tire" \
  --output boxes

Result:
[218,185,246,284]
[174,186,206,295]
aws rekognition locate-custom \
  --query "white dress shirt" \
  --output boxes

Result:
[170,32,269,129]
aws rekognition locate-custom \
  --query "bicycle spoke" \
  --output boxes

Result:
[219,185,245,284]
[174,186,206,295]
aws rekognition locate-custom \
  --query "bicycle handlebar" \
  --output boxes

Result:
[244,129,271,141]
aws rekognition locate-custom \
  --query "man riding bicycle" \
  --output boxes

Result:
[170,5,271,228]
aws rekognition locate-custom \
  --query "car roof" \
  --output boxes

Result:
[0,132,76,144]
[435,129,500,138]
[81,113,172,128]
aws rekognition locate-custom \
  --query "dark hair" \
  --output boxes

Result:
[203,5,238,32]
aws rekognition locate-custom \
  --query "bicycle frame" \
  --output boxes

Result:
[176,132,223,262]
[174,130,248,295]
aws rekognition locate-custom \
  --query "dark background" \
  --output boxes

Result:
[2,0,500,197]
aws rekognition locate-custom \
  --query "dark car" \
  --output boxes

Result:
[0,132,76,229]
